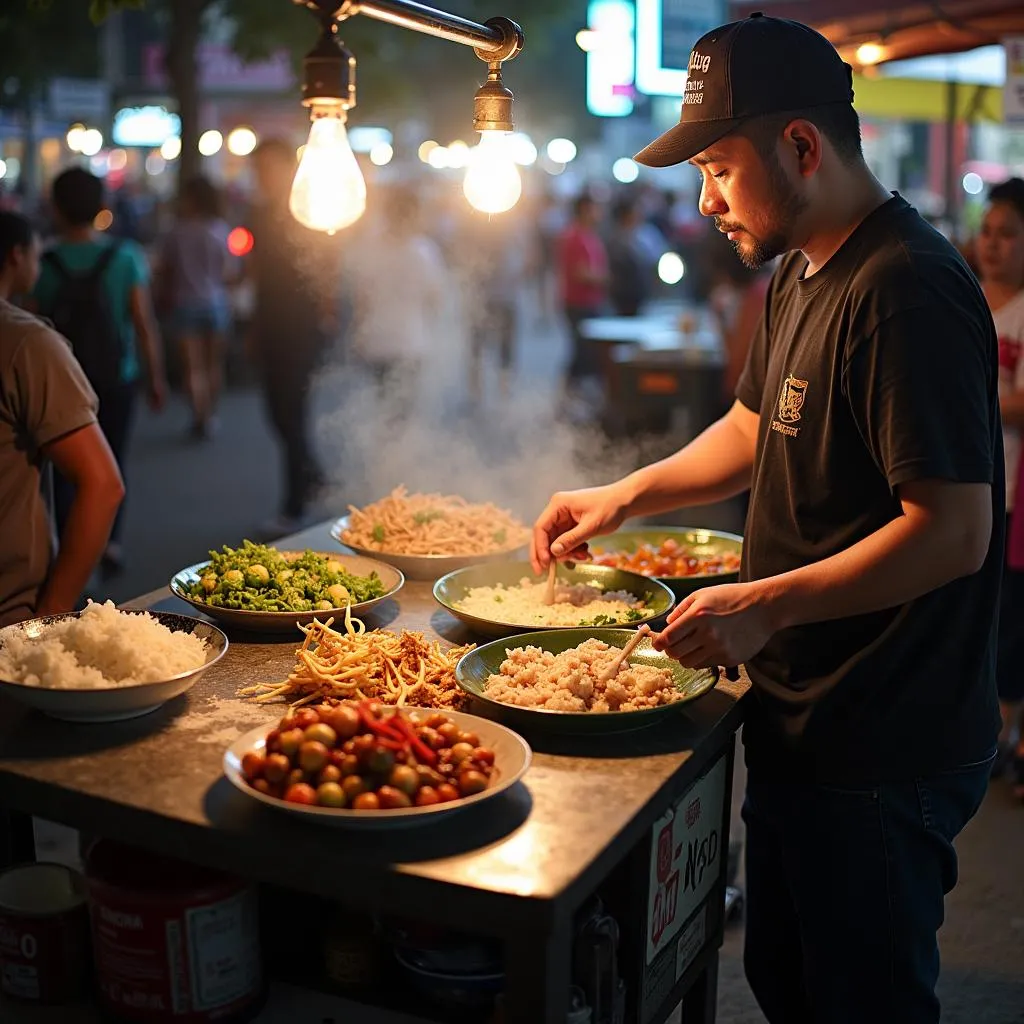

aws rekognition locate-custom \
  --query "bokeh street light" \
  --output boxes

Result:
[658,252,685,285]
[227,127,258,156]
[79,128,104,157]
[612,157,639,183]
[369,141,394,166]
[160,136,182,160]
[546,138,577,164]
[198,130,224,156]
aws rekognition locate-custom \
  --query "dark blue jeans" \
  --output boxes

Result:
[742,756,993,1024]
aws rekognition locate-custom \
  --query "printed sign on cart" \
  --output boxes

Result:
[646,755,727,964]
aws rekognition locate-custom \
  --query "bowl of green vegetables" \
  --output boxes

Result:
[170,541,404,634]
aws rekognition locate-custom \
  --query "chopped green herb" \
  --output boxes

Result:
[493,595,504,603]
[372,523,385,543]
[493,528,507,546]
[625,609,644,622]
[580,613,616,626]
[413,509,445,525]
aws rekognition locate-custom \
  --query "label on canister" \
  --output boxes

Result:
[86,840,261,1024]
[90,887,260,1021]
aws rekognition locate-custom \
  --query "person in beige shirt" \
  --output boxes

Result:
[0,210,124,626]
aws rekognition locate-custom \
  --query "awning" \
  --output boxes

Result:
[729,1,1024,66]
[852,73,1002,121]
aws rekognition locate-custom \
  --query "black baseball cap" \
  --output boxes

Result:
[634,12,854,168]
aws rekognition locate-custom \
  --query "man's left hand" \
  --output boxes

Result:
[651,582,777,668]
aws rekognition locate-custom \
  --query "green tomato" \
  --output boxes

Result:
[222,569,244,590]
[246,564,270,588]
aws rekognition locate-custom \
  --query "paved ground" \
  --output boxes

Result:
[52,314,1024,1022]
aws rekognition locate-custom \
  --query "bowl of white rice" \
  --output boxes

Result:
[0,601,228,722]
[433,561,675,639]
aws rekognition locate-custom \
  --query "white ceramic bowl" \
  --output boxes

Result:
[0,611,228,723]
[223,706,531,828]
[330,516,527,582]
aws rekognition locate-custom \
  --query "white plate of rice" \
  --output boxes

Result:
[0,601,228,722]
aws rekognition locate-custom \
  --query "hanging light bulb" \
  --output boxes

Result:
[464,132,522,214]
[464,61,522,215]
[289,14,365,233]
[290,107,366,232]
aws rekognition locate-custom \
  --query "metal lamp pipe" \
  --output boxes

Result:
[352,0,516,57]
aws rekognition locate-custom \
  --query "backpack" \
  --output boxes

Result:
[42,243,125,391]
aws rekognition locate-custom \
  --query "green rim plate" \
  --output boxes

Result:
[590,526,743,598]
[433,561,675,639]
[456,628,718,734]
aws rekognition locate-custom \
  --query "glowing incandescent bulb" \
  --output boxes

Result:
[463,131,522,215]
[289,110,366,233]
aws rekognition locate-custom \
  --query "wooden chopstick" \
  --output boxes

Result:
[544,560,557,605]
[597,625,651,683]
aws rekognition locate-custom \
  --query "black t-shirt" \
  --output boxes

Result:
[736,195,1002,783]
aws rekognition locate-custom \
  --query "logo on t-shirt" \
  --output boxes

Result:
[772,374,808,437]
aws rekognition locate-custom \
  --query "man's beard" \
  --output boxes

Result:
[717,154,808,269]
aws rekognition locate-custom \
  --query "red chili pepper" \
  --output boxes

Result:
[375,737,405,751]
[390,716,437,766]
[358,705,403,741]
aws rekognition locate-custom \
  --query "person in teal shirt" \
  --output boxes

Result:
[32,167,166,576]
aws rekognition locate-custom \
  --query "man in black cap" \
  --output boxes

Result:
[532,13,1001,1023]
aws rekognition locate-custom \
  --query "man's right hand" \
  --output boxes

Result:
[530,483,632,574]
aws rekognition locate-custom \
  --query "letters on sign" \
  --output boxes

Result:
[645,755,728,964]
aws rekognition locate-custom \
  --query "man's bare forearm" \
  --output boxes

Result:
[619,403,757,518]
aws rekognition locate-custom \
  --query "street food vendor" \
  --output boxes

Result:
[532,14,1001,1024]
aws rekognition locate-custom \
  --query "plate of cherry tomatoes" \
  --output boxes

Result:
[223,699,531,827]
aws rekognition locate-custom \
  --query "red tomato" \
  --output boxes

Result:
[284,783,317,805]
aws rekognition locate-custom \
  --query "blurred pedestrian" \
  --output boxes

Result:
[606,196,654,317]
[32,167,165,579]
[346,186,444,413]
[463,208,525,403]
[247,139,339,535]
[557,193,608,393]
[0,210,123,625]
[158,175,231,439]
[707,240,774,401]
[978,176,1024,796]
[533,189,566,325]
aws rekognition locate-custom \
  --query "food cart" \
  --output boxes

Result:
[0,522,749,1024]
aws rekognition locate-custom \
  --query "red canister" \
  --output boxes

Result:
[0,861,91,1003]
[85,841,263,1023]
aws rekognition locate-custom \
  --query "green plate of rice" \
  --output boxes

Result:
[455,628,718,734]
[433,561,675,639]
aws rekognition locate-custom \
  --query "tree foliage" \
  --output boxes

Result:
[0,1,106,100]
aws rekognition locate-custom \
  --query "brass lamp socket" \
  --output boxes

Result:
[302,24,357,110]
[473,66,514,134]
